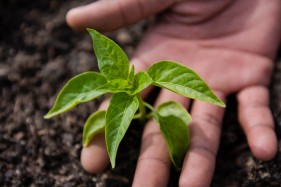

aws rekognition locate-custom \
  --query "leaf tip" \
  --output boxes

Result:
[216,99,226,108]
[44,109,58,119]
[87,28,100,36]
[220,102,226,108]
[82,142,88,148]
[110,159,116,169]
[43,113,52,119]
[82,138,89,147]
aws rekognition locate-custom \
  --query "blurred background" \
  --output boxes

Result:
[0,0,281,186]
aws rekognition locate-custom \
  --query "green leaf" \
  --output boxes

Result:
[128,65,135,82]
[83,110,106,147]
[155,101,191,169]
[132,71,153,95]
[147,61,225,107]
[44,72,107,119]
[105,93,139,168]
[157,101,191,124]
[99,79,134,94]
[87,28,129,80]
[155,115,190,169]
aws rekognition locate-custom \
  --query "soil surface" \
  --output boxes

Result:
[1,0,281,186]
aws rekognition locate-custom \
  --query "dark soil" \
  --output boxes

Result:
[0,0,281,186]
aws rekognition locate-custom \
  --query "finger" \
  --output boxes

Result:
[66,0,174,32]
[237,86,277,161]
[81,58,152,173]
[133,90,190,187]
[179,91,225,187]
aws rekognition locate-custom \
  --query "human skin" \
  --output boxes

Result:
[66,0,281,186]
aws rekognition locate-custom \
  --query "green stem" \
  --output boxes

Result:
[133,112,154,120]
[143,102,157,113]
[133,113,142,120]
[145,112,154,119]
[137,94,146,121]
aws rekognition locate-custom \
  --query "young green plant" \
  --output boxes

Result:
[44,29,225,169]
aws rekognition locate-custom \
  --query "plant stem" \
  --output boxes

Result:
[137,94,146,121]
[133,113,142,120]
[145,112,154,119]
[136,95,157,121]
[143,102,156,113]
[133,112,154,120]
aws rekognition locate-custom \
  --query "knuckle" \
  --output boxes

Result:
[179,176,208,187]
[138,156,171,168]
[192,113,221,128]
[248,122,274,132]
[238,85,269,106]
[190,143,216,161]
[253,59,273,86]
[258,60,273,75]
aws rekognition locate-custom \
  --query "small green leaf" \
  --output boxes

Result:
[155,115,189,169]
[128,65,135,82]
[106,93,139,168]
[132,71,153,95]
[155,101,190,169]
[157,101,191,124]
[87,28,129,80]
[147,61,225,107]
[44,72,107,119]
[83,110,106,147]
[99,79,134,94]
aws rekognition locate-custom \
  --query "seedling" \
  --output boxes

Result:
[44,29,225,169]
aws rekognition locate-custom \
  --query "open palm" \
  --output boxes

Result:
[67,0,281,186]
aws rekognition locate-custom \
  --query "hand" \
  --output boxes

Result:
[66,0,281,186]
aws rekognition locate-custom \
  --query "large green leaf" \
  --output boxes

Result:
[44,72,107,119]
[147,61,225,107]
[83,110,106,147]
[105,93,139,168]
[88,28,129,80]
[132,71,153,95]
[155,101,191,169]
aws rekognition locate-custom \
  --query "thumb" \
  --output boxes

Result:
[66,0,174,32]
